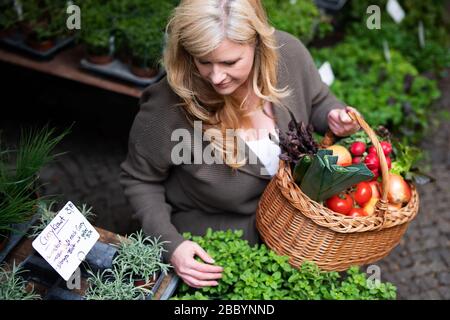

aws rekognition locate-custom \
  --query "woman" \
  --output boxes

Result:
[120,0,360,288]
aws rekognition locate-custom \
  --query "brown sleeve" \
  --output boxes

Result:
[306,49,346,134]
[119,84,185,262]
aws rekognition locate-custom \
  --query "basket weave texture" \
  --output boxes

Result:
[256,112,420,271]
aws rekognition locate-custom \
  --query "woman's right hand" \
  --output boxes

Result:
[170,240,223,288]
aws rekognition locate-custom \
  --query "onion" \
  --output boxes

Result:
[387,173,411,206]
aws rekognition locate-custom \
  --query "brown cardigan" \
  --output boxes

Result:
[120,30,345,261]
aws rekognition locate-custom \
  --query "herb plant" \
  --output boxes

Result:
[172,229,397,300]
[84,266,151,300]
[0,262,40,300]
[27,201,96,238]
[112,230,171,284]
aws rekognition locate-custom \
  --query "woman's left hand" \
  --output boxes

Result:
[327,106,361,137]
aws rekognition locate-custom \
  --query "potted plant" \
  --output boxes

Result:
[84,266,151,300]
[0,0,18,39]
[0,262,40,300]
[28,201,96,238]
[111,230,171,288]
[0,125,69,251]
[79,3,114,65]
[123,17,164,78]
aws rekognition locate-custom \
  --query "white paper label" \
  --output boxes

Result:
[13,0,23,21]
[383,40,391,63]
[387,0,405,24]
[318,61,335,86]
[418,21,425,48]
[32,201,99,281]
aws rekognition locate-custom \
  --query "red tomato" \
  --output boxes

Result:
[368,146,377,154]
[352,182,373,207]
[348,208,368,217]
[326,194,354,215]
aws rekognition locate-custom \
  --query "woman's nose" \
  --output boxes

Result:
[210,66,226,84]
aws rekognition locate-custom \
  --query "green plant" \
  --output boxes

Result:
[0,1,18,32]
[264,0,333,44]
[172,229,397,300]
[27,201,96,238]
[311,37,440,144]
[112,230,171,284]
[79,2,113,56]
[0,262,40,300]
[1,125,69,196]
[345,1,450,75]
[84,266,151,300]
[0,125,69,238]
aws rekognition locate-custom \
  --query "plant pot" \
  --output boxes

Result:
[0,27,16,39]
[0,230,10,252]
[133,273,157,290]
[86,54,114,65]
[129,64,158,78]
[25,38,56,52]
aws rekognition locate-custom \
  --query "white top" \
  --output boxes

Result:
[246,136,281,177]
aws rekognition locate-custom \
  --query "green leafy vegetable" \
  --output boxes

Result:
[172,229,397,300]
[300,150,374,202]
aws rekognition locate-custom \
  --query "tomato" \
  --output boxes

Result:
[371,168,379,181]
[352,156,362,164]
[380,141,392,156]
[352,182,372,207]
[348,208,368,217]
[350,142,366,156]
[326,194,354,215]
[368,146,377,154]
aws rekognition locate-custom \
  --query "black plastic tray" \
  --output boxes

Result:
[80,58,166,87]
[0,31,75,59]
[0,214,39,264]
[18,241,175,300]
[314,0,348,11]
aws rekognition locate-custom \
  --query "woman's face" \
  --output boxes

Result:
[193,39,255,98]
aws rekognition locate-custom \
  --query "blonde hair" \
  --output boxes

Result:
[164,0,290,167]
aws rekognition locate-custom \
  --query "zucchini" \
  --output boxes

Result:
[293,155,313,184]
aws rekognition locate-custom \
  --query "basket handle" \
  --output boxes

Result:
[320,110,390,221]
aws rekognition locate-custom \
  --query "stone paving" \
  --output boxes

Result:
[1,63,449,300]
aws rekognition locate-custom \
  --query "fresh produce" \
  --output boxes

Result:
[387,173,412,207]
[326,145,352,166]
[172,229,397,300]
[349,142,366,156]
[363,197,379,216]
[299,150,374,202]
[279,120,318,166]
[369,181,381,199]
[364,153,380,171]
[325,194,353,215]
[352,182,372,207]
[293,154,313,184]
[348,208,368,218]
[380,141,393,157]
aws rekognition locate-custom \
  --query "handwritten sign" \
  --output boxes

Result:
[32,201,99,281]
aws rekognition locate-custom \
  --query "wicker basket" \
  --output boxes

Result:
[256,111,420,271]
